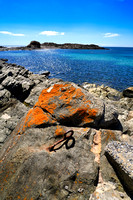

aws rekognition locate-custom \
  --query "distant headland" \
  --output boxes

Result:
[0,40,107,51]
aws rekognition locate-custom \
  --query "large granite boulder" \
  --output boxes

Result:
[16,83,120,135]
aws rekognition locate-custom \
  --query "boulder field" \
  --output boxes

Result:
[0,59,133,200]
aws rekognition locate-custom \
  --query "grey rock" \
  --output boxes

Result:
[0,86,11,108]
[89,182,131,200]
[1,73,35,101]
[118,97,133,111]
[82,83,122,101]
[25,78,63,106]
[0,126,98,199]
[0,130,7,143]
[105,141,133,194]
[98,103,119,129]
[0,101,29,149]
[0,62,36,101]
[40,71,50,76]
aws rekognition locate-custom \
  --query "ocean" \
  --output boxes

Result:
[0,47,133,91]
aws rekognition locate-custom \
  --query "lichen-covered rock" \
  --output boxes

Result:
[0,126,98,200]
[16,83,121,135]
[35,83,104,126]
[105,141,133,194]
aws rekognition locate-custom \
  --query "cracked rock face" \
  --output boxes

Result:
[105,141,133,194]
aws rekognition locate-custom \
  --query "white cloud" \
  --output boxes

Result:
[39,31,65,36]
[0,31,25,36]
[104,33,120,38]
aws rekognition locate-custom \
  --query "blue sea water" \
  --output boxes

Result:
[0,47,133,91]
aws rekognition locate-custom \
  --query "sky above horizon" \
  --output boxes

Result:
[0,0,133,47]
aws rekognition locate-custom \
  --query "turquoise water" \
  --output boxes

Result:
[0,47,133,91]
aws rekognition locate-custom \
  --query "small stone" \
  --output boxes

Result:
[65,185,69,190]
[1,113,11,120]
[78,188,84,193]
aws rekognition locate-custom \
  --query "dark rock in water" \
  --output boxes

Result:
[123,87,133,98]
[40,71,50,76]
[0,58,8,61]
[27,40,41,49]
[105,141,133,194]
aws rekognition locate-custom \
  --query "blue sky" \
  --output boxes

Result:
[0,0,133,47]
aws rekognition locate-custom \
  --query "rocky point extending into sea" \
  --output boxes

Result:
[0,58,133,200]
[0,40,107,51]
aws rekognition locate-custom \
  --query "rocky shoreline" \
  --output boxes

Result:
[0,40,107,51]
[0,59,133,199]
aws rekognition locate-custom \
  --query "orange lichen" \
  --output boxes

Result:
[15,83,100,135]
[17,107,56,134]
[34,84,99,126]
[103,130,116,141]
[55,125,66,136]
[35,84,96,118]
[25,107,50,127]
[79,181,83,184]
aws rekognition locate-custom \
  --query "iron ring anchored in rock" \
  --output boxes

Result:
[47,130,75,152]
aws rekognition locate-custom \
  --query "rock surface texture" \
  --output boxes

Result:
[0,59,133,199]
[105,141,133,194]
